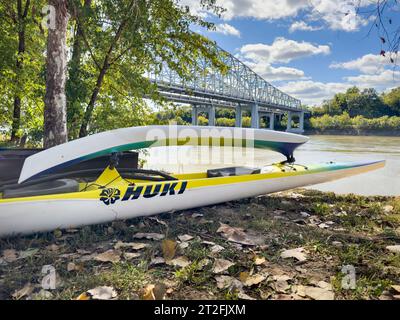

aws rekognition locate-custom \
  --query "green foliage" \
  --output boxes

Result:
[382,87,400,115]
[309,112,400,132]
[0,0,47,145]
[312,86,398,118]
[153,105,192,125]
[89,97,153,133]
[1,0,227,143]
[67,0,227,138]
[197,115,208,126]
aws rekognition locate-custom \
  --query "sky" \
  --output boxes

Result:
[182,0,400,106]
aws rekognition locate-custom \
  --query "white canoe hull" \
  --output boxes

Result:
[19,125,308,183]
[0,161,384,237]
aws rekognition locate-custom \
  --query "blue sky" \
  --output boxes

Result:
[183,0,400,105]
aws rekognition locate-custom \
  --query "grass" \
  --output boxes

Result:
[1,188,400,300]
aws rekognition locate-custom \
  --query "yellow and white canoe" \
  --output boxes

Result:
[0,160,385,237]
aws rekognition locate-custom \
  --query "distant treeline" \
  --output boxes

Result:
[304,86,400,134]
[307,113,400,135]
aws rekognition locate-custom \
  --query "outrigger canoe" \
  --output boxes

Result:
[0,125,385,237]
[0,160,385,237]
[18,125,309,183]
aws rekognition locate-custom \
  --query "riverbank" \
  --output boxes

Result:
[305,129,400,136]
[306,113,400,137]
[1,189,399,300]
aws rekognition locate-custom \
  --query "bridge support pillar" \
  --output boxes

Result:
[268,113,275,130]
[251,103,259,129]
[258,112,274,130]
[235,105,242,127]
[208,105,216,126]
[299,111,304,132]
[287,111,292,131]
[286,111,304,134]
[191,106,198,125]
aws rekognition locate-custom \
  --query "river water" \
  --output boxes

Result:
[144,135,400,196]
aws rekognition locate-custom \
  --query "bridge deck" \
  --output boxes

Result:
[147,45,305,133]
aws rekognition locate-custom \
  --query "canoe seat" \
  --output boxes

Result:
[207,166,261,178]
[3,179,79,199]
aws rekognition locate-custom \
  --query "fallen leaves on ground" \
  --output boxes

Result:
[217,223,256,246]
[67,262,84,272]
[272,274,292,282]
[294,280,334,300]
[12,283,34,300]
[133,232,165,240]
[124,252,141,260]
[273,280,290,293]
[94,250,121,263]
[197,258,211,269]
[46,244,60,252]
[87,286,118,300]
[178,242,189,250]
[299,286,334,300]
[162,239,177,261]
[178,234,194,242]
[254,256,266,265]
[150,257,166,266]
[392,285,400,293]
[212,259,235,274]
[386,245,400,254]
[1,248,38,263]
[114,241,149,250]
[140,283,167,300]
[215,276,239,290]
[240,272,267,287]
[148,217,168,227]
[166,256,191,268]
[214,276,255,300]
[237,292,256,300]
[76,292,91,300]
[210,244,225,254]
[2,249,18,263]
[383,205,394,213]
[280,247,308,262]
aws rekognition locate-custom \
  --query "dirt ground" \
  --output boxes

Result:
[1,189,400,300]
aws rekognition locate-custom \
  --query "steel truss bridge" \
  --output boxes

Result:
[148,46,306,133]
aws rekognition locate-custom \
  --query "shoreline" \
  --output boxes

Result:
[305,129,400,136]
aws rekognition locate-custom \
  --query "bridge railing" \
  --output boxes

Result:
[147,45,302,111]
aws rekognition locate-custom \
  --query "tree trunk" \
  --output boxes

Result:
[78,0,135,138]
[10,0,29,144]
[43,0,69,149]
[78,63,109,138]
[11,97,22,143]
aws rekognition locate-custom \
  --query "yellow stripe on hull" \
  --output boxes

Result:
[0,160,385,237]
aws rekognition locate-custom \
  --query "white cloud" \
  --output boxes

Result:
[213,23,241,37]
[180,0,309,20]
[249,63,307,81]
[240,37,330,64]
[180,0,372,32]
[345,70,400,87]
[289,21,322,33]
[237,38,329,82]
[308,0,370,32]
[217,0,309,20]
[277,68,400,106]
[278,80,353,105]
[330,53,395,74]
